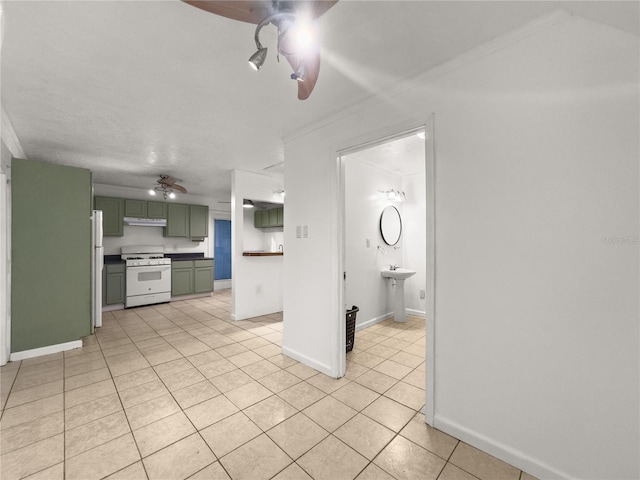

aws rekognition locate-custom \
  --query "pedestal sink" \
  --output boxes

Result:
[381,268,416,323]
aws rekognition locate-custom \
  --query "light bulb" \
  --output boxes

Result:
[169,192,176,199]
[149,189,156,196]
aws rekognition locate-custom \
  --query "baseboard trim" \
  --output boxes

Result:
[355,313,394,331]
[10,340,83,362]
[214,280,231,291]
[102,303,124,312]
[434,415,571,480]
[170,292,212,302]
[406,309,426,318]
[281,345,335,377]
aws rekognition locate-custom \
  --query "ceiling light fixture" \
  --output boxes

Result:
[153,183,179,200]
[243,199,255,209]
[248,12,314,85]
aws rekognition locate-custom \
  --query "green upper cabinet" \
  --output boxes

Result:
[254,206,284,228]
[95,196,124,236]
[277,207,284,226]
[189,205,208,239]
[124,199,147,218]
[166,203,190,237]
[254,210,265,228]
[147,201,167,219]
[268,208,279,227]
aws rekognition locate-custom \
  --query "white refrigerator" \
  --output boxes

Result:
[92,210,104,330]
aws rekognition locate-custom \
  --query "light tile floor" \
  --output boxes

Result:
[0,290,538,480]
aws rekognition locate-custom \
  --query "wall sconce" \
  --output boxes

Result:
[379,189,405,202]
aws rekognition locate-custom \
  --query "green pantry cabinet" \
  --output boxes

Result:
[254,206,284,228]
[171,259,214,296]
[94,196,208,239]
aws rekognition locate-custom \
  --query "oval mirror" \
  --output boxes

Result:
[380,206,402,246]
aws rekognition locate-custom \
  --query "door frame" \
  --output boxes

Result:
[336,115,436,425]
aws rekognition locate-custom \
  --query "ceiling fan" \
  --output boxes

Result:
[182,0,338,100]
[153,175,188,199]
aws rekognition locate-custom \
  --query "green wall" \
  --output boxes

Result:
[11,158,92,352]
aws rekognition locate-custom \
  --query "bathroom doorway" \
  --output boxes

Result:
[338,118,435,425]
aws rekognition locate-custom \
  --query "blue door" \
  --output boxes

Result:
[214,220,232,280]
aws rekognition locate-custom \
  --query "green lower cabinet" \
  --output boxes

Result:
[194,260,214,293]
[103,263,125,305]
[171,259,214,296]
[172,261,194,296]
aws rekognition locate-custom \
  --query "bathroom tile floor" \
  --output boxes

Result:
[0,290,538,480]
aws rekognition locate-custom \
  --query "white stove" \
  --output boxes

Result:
[121,246,172,307]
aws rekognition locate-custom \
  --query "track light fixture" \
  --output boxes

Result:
[248,45,268,70]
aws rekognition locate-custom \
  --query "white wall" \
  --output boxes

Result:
[231,170,284,320]
[283,14,638,480]
[402,172,426,315]
[94,183,219,256]
[344,157,402,327]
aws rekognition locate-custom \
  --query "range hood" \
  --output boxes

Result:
[123,217,167,227]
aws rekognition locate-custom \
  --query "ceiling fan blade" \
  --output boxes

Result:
[280,35,321,100]
[157,175,176,185]
[172,184,188,194]
[181,0,272,24]
[306,0,339,19]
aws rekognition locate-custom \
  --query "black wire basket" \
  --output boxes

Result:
[346,306,359,353]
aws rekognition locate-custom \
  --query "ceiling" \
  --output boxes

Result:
[2,1,638,202]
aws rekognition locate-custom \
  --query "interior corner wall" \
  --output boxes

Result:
[283,15,639,480]
[344,158,402,328]
[401,172,426,315]
[231,170,284,320]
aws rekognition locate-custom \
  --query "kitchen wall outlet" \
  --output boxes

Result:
[303,225,308,238]
[296,226,301,238]
[256,284,262,294]
[366,238,371,248]
[419,289,426,299]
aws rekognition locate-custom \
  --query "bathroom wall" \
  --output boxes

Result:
[402,172,427,315]
[344,156,402,328]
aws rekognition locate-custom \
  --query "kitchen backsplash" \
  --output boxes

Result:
[102,225,208,255]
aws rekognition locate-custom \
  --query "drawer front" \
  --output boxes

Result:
[171,260,193,270]
[194,259,213,268]
[106,263,125,274]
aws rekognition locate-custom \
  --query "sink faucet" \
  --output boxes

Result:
[278,244,283,253]
[389,264,398,271]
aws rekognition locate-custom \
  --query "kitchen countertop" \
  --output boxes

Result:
[104,255,125,265]
[165,253,213,261]
[242,251,284,257]
[104,253,213,263]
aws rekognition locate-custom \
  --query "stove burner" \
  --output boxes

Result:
[149,256,164,259]
[128,257,143,260]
